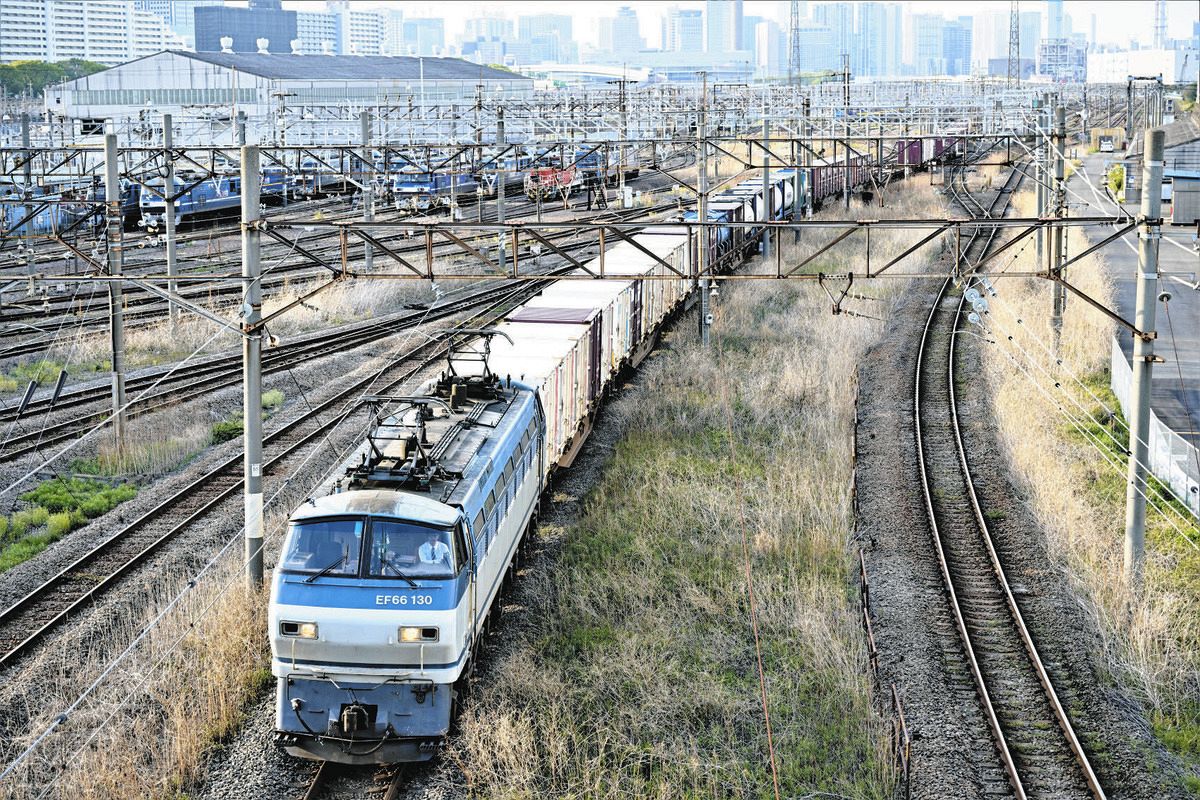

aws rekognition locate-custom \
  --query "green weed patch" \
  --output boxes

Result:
[0,477,137,573]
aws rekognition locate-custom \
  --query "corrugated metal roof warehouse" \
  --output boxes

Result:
[46,50,531,127]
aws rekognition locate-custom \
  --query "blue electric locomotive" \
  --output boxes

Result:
[270,336,544,764]
[475,154,531,197]
[392,172,479,211]
[0,188,96,237]
[139,167,289,227]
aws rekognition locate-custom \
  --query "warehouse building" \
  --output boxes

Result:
[45,50,531,132]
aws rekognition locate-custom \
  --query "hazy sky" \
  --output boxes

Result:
[279,1,1199,51]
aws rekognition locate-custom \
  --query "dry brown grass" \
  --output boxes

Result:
[440,185,940,799]
[982,186,1200,770]
[0,562,269,798]
[0,180,941,800]
[47,272,440,371]
[80,414,215,477]
[0,499,322,799]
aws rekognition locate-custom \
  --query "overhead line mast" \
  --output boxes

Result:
[789,0,802,86]
[1007,1,1021,87]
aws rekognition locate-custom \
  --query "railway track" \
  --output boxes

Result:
[0,272,560,672]
[911,161,1105,798]
[297,760,408,800]
[0,284,504,462]
[0,202,656,461]
[0,180,681,359]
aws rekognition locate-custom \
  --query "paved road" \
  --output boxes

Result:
[1070,151,1200,452]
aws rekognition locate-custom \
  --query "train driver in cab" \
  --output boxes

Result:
[419,530,452,567]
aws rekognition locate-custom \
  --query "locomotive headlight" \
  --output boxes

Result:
[399,626,439,643]
[280,621,319,639]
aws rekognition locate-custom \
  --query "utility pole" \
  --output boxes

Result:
[163,113,178,329]
[1034,96,1045,273]
[449,103,458,220]
[242,145,264,586]
[1124,128,1164,591]
[20,112,32,275]
[104,132,127,448]
[698,73,710,347]
[360,110,373,272]
[1125,79,1134,147]
[496,107,506,275]
[613,77,632,208]
[474,83,483,224]
[1050,105,1066,353]
[791,114,802,242]
[788,0,801,86]
[1081,84,1090,143]
[842,53,851,211]
[761,115,771,258]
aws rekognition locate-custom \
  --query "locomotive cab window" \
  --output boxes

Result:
[453,522,469,572]
[367,519,457,579]
[280,518,363,576]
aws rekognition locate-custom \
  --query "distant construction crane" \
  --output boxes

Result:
[1007,0,1021,86]
[789,0,802,86]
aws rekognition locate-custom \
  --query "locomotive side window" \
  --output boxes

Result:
[486,489,498,545]
[280,518,363,576]
[453,522,468,572]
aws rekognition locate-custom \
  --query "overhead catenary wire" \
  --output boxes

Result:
[973,271,1199,525]
[973,299,1200,543]
[978,313,1200,551]
[5,274,543,789]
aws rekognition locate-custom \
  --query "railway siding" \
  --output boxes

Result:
[856,166,1186,798]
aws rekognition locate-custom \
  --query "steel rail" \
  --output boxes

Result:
[0,203,655,450]
[299,760,331,800]
[0,278,549,671]
[912,160,1105,798]
[0,193,664,355]
[0,282,519,461]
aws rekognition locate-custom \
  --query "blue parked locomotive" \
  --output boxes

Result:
[139,167,289,227]
[392,171,479,212]
[270,343,543,764]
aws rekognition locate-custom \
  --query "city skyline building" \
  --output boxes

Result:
[195,0,296,54]
[134,0,221,49]
[663,7,704,53]
[908,12,944,75]
[7,2,1199,85]
[600,6,644,55]
[1,0,183,65]
[705,0,742,54]
[942,15,972,75]
[813,3,854,66]
[856,2,903,77]
[518,14,575,62]
[754,18,785,78]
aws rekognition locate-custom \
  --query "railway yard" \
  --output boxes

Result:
[0,65,1198,800]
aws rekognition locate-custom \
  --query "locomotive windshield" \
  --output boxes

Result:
[367,520,458,579]
[280,518,363,577]
[280,516,462,580]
